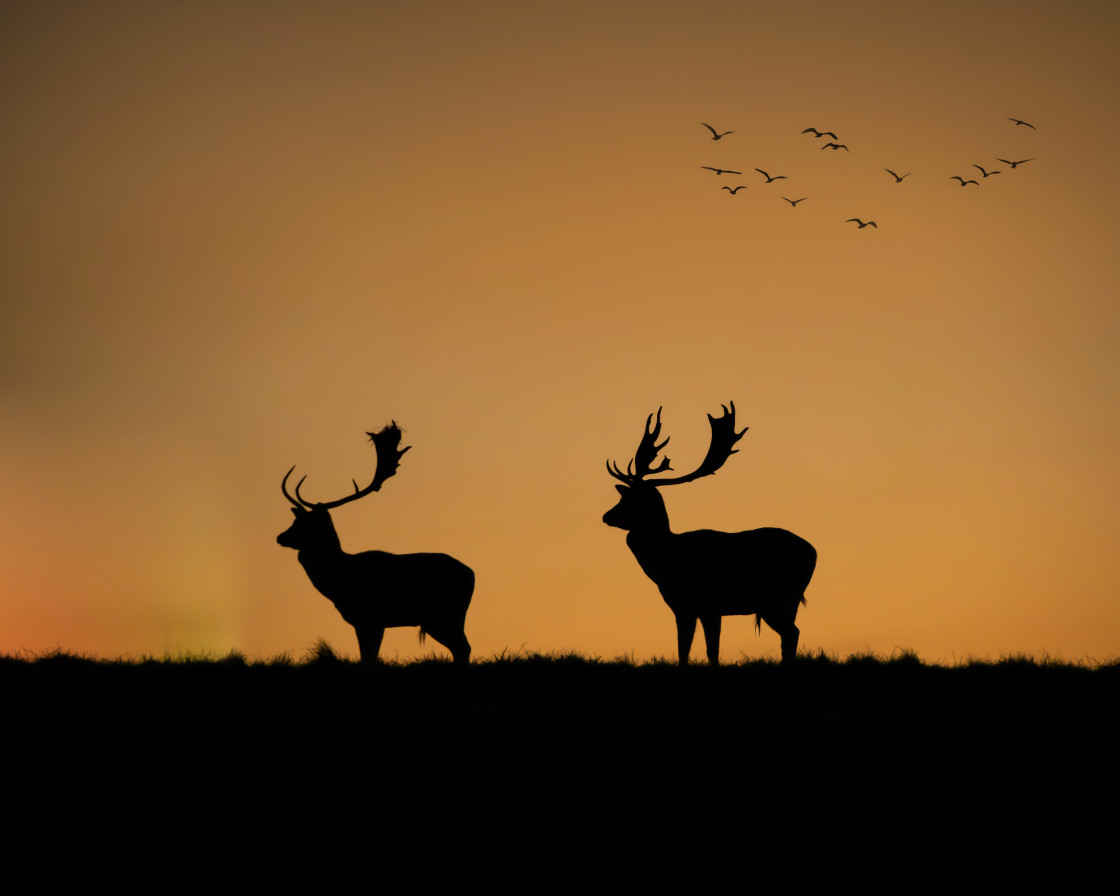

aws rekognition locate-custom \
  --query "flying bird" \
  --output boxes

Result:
[951,176,980,186]
[821,142,849,151]
[801,128,837,139]
[1008,118,1036,129]
[701,167,743,175]
[721,185,747,194]
[884,169,911,182]
[702,123,734,140]
[846,218,877,229]
[972,165,1001,177]
[782,197,807,206]
[754,168,787,182]
[997,158,1034,169]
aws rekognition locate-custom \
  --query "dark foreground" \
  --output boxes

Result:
[5,649,1117,889]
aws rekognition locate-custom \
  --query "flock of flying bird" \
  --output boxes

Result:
[698,118,1037,229]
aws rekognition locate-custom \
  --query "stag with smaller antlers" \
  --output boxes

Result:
[604,404,815,665]
[278,422,474,664]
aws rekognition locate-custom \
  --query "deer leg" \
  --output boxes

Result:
[449,633,471,666]
[700,615,722,666]
[354,625,385,663]
[781,623,800,664]
[781,593,803,663]
[761,612,800,664]
[424,625,472,666]
[676,615,697,667]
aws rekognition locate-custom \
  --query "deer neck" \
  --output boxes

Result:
[624,499,674,553]
[625,524,675,598]
[296,519,347,589]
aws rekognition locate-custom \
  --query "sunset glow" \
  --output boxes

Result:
[2,1,1118,662]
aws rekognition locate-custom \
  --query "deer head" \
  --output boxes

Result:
[277,423,411,552]
[603,403,747,532]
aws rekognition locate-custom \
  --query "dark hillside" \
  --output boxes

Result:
[5,651,1116,888]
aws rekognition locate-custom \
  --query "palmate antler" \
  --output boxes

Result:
[606,403,747,488]
[281,422,412,510]
[607,408,672,483]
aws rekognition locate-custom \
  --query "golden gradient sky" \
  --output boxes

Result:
[2,0,1119,662]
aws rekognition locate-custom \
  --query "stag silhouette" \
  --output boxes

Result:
[277,423,473,664]
[603,404,816,665]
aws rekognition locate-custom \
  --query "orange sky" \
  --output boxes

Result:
[2,0,1119,663]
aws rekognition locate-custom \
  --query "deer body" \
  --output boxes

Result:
[626,526,814,617]
[604,404,815,665]
[278,423,473,664]
[300,549,473,631]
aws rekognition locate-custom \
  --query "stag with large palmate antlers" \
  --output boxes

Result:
[277,422,474,664]
[603,403,816,665]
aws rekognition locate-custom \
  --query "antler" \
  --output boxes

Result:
[607,407,674,484]
[607,403,747,487]
[290,422,412,510]
[653,402,747,486]
[281,466,309,509]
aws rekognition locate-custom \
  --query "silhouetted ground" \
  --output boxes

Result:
[5,648,1116,889]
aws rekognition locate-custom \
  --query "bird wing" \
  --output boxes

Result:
[867,222,877,228]
[823,132,837,139]
[951,176,964,182]
[885,169,899,178]
[972,165,986,174]
[701,123,718,136]
[838,144,849,150]
[997,159,1013,166]
[801,128,818,135]
[754,169,769,176]
[845,218,861,223]
[701,166,719,171]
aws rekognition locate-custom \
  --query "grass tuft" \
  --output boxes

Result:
[303,638,347,665]
[1,645,1118,679]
